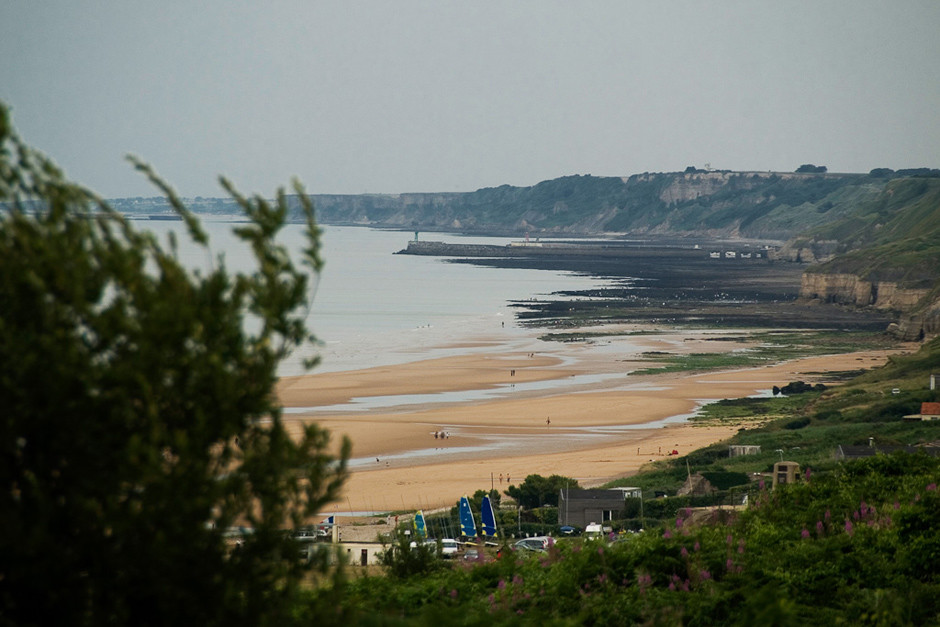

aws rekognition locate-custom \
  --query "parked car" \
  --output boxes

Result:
[463,548,481,561]
[514,537,550,552]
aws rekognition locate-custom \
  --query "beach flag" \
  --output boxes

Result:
[320,515,334,525]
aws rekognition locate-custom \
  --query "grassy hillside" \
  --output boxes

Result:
[283,170,895,239]
[800,178,940,288]
[608,335,940,499]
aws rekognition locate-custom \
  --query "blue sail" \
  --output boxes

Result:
[481,495,498,538]
[458,496,476,538]
[413,510,427,539]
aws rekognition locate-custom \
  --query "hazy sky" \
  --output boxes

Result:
[2,2,939,198]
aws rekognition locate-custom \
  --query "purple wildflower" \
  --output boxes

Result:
[928,483,937,492]
[694,541,701,552]
[663,530,672,539]
[804,467,812,481]
[597,546,604,556]
[700,570,711,580]
[845,519,854,535]
[894,500,901,510]
[497,579,506,591]
[680,546,689,557]
[825,509,831,521]
[726,534,733,545]
[726,558,734,570]
[816,520,824,536]
[512,574,523,587]
[668,582,676,591]
[450,589,458,599]
[801,528,810,539]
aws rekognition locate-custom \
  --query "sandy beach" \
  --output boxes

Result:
[277,328,901,515]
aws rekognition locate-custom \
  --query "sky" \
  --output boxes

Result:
[2,1,939,199]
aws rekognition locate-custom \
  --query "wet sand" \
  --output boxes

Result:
[277,328,902,514]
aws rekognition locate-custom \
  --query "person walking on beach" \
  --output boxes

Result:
[499,473,503,485]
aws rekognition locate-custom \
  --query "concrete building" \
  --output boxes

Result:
[558,488,641,528]
[729,445,761,457]
[339,542,385,567]
[772,461,800,488]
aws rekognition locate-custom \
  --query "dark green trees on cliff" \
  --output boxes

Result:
[796,164,828,173]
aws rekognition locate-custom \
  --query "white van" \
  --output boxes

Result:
[440,539,459,558]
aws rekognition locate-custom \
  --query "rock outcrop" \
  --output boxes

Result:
[799,273,930,310]
[800,271,938,340]
[886,294,940,341]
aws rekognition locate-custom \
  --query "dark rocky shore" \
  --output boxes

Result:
[398,240,895,332]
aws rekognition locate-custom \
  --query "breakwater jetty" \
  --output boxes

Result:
[396,239,769,261]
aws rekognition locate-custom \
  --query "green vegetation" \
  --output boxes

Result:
[0,103,349,625]
[804,178,940,288]
[633,330,897,375]
[311,454,940,624]
[505,474,580,509]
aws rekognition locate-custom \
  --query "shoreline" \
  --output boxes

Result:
[277,326,904,515]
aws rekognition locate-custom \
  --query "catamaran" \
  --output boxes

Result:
[458,495,477,539]
[481,495,498,544]
[413,510,427,539]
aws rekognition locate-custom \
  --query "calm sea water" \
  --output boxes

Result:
[138,219,611,375]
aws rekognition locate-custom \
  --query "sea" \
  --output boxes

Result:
[137,218,613,376]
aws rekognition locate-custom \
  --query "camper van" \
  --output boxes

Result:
[585,522,611,538]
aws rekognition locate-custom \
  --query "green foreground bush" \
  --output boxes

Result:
[0,102,349,626]
[311,453,940,625]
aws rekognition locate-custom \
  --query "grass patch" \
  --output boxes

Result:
[633,330,898,374]
[694,394,816,423]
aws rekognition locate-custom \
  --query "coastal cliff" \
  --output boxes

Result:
[284,170,893,241]
[792,177,940,340]
[799,273,930,311]
[799,272,940,341]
